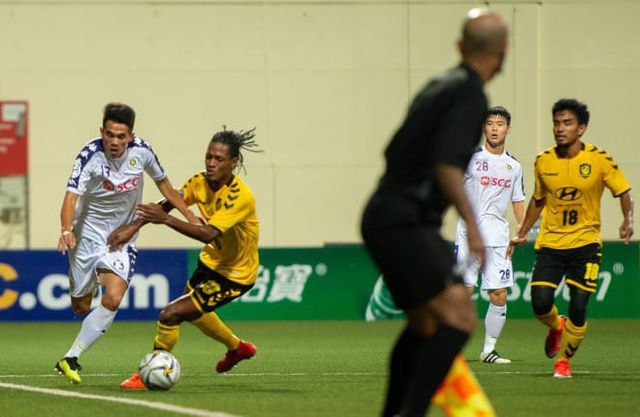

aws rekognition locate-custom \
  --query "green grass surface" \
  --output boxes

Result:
[1,319,640,417]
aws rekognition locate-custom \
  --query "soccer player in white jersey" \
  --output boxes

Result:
[55,103,198,384]
[455,106,525,364]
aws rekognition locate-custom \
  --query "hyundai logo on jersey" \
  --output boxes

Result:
[555,187,583,201]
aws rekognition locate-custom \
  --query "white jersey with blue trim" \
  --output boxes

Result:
[65,136,166,244]
[456,146,525,246]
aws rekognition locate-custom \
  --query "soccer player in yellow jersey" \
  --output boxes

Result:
[509,99,633,378]
[110,127,261,389]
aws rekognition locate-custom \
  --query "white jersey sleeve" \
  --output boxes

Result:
[133,137,166,182]
[510,156,526,203]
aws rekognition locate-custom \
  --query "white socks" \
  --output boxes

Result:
[482,303,507,354]
[66,305,117,359]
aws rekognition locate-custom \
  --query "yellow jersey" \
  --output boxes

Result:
[533,142,630,250]
[181,172,260,285]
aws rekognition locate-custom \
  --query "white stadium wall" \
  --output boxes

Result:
[0,0,637,248]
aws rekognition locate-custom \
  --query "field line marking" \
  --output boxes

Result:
[0,370,608,379]
[0,382,242,417]
[0,372,381,378]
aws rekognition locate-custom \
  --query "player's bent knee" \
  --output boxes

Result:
[407,310,439,336]
[70,297,92,315]
[159,304,182,326]
[101,294,124,311]
[531,286,554,315]
[408,300,476,335]
[489,288,507,306]
[71,304,91,315]
[567,287,591,326]
[456,303,477,333]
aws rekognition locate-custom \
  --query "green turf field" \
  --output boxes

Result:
[1,319,640,417]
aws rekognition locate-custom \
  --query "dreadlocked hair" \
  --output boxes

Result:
[211,126,262,173]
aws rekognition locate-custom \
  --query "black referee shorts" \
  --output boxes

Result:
[361,195,459,310]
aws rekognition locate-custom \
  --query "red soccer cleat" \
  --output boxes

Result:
[545,316,565,358]
[216,340,257,373]
[119,372,147,390]
[553,359,572,378]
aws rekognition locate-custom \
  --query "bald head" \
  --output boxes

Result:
[458,8,508,83]
[460,8,508,56]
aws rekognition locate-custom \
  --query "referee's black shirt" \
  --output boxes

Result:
[376,63,487,225]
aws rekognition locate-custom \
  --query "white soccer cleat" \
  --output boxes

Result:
[479,350,511,364]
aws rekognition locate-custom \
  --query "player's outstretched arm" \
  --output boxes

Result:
[619,191,634,244]
[136,203,220,244]
[107,218,146,251]
[107,196,185,251]
[506,198,544,258]
[155,177,200,225]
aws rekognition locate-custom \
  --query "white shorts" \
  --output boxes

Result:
[455,242,513,290]
[68,238,137,298]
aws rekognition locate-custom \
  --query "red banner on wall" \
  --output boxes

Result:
[0,101,28,175]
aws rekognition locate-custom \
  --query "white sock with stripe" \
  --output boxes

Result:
[66,305,117,359]
[483,302,507,354]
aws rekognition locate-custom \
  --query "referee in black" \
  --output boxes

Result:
[361,9,509,417]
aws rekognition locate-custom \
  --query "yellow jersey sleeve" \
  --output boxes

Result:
[180,172,204,207]
[601,152,631,197]
[533,155,546,201]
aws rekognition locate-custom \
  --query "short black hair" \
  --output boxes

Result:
[103,102,135,131]
[211,127,261,173]
[552,99,589,125]
[486,106,511,125]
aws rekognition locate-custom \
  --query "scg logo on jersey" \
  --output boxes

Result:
[102,176,141,193]
[480,176,512,188]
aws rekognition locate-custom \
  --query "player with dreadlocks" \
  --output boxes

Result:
[113,127,262,389]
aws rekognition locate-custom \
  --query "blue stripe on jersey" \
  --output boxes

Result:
[130,137,165,174]
[127,246,138,281]
[505,151,520,162]
[67,137,104,189]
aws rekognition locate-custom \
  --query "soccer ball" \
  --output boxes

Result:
[138,350,181,391]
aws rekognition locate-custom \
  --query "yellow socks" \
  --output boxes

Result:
[432,356,496,417]
[537,305,562,330]
[154,322,180,352]
[559,319,588,361]
[191,312,240,350]
[154,313,240,353]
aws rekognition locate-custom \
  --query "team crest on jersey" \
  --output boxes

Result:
[506,164,512,171]
[579,163,591,178]
[129,158,138,168]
